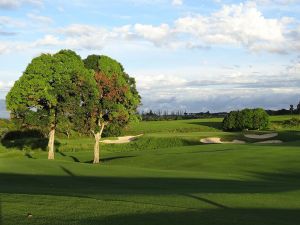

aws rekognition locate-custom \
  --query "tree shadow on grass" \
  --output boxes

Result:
[1,130,60,151]
[188,121,223,130]
[276,130,300,142]
[57,151,80,162]
[0,170,300,197]
[84,155,137,164]
[181,139,201,146]
[1,170,300,225]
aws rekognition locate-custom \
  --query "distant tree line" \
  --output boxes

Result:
[222,108,269,131]
[141,100,300,122]
[140,110,226,121]
[267,101,300,115]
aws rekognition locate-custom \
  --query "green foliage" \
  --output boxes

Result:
[83,54,141,136]
[222,111,238,131]
[223,108,269,131]
[103,123,124,137]
[283,118,300,128]
[0,119,14,130]
[252,108,269,129]
[83,54,100,72]
[0,119,15,138]
[98,55,124,77]
[6,50,98,137]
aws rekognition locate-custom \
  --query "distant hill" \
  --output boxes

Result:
[0,100,9,119]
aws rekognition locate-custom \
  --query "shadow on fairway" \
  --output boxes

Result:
[78,208,300,225]
[276,131,300,142]
[83,156,137,164]
[1,130,61,151]
[0,170,300,197]
[0,197,2,225]
[188,121,223,130]
[57,151,80,162]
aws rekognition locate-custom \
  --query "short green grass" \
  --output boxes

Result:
[124,118,223,134]
[0,116,300,225]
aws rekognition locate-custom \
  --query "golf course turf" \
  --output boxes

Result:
[0,116,300,225]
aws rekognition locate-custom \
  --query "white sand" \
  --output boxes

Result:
[200,137,245,144]
[101,134,143,144]
[200,137,223,144]
[244,133,278,139]
[256,140,283,144]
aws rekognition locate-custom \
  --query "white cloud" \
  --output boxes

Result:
[172,0,183,6]
[27,13,53,25]
[0,1,298,55]
[0,0,43,9]
[0,80,14,101]
[0,80,14,89]
[0,43,11,54]
[55,24,116,50]
[136,60,300,112]
[48,2,293,53]
[0,16,26,28]
[134,24,172,46]
[175,2,290,52]
[34,35,60,46]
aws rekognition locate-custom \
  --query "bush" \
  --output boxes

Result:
[283,118,300,128]
[2,129,45,140]
[223,108,269,131]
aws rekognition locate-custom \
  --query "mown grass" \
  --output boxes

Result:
[0,116,300,225]
[125,118,223,134]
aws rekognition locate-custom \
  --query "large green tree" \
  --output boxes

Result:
[223,108,269,131]
[6,50,97,160]
[83,55,141,164]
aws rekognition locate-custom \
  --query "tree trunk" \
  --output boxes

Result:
[48,127,55,160]
[93,132,100,164]
[93,123,105,164]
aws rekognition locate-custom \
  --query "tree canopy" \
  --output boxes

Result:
[6,50,141,163]
[222,108,269,131]
[82,54,141,163]
[6,50,98,159]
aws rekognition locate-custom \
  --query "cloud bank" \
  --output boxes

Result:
[0,2,299,54]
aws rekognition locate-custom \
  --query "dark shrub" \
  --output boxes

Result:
[223,108,269,131]
[2,129,45,140]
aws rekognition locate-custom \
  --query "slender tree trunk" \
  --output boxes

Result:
[66,131,70,139]
[93,132,100,164]
[93,123,105,164]
[48,127,55,160]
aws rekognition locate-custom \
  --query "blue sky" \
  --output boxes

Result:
[0,0,300,112]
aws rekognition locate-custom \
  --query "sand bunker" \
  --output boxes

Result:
[244,133,278,139]
[200,137,245,144]
[256,140,283,144]
[200,136,283,144]
[101,134,143,144]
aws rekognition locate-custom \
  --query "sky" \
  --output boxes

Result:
[0,0,300,113]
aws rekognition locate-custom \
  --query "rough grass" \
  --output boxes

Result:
[0,116,300,225]
[269,115,300,130]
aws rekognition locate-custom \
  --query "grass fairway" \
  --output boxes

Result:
[0,116,300,225]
